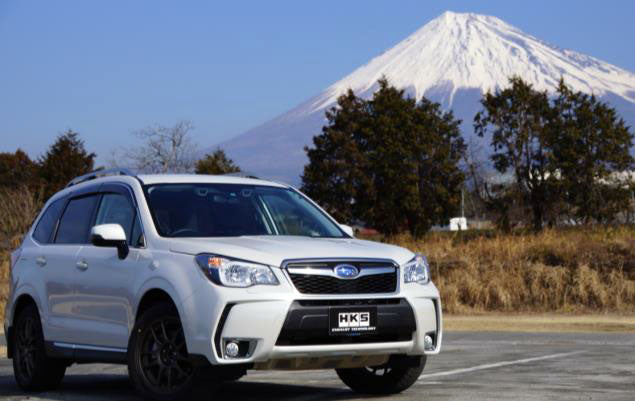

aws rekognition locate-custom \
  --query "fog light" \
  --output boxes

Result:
[424,335,434,351]
[225,341,240,358]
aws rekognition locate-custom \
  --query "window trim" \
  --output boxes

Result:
[31,196,68,245]
[30,182,147,248]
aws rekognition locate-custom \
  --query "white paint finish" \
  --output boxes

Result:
[5,173,442,368]
[339,224,355,237]
[408,297,441,355]
[168,236,415,268]
[90,224,126,242]
[137,174,288,187]
[70,246,140,348]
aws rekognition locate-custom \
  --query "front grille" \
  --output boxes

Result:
[286,260,398,295]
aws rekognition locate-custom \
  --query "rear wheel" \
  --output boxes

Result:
[336,356,426,395]
[128,303,199,401]
[12,304,67,391]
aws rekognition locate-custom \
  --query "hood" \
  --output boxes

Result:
[168,236,415,267]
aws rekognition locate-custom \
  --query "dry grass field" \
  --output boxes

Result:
[384,226,635,314]
[1,226,634,322]
[0,251,8,320]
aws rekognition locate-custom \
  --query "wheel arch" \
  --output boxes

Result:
[134,288,180,324]
[7,294,39,359]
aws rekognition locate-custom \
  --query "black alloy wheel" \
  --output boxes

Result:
[12,304,66,391]
[128,303,198,401]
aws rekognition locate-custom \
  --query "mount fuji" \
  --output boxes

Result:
[217,11,635,184]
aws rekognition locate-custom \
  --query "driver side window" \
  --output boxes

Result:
[95,193,136,242]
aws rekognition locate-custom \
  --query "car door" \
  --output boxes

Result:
[25,196,67,340]
[45,191,101,345]
[73,184,146,349]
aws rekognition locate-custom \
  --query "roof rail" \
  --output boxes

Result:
[66,168,136,188]
[222,171,260,179]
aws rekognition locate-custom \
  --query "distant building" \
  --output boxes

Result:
[449,217,468,231]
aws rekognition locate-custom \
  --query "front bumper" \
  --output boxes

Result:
[180,265,442,366]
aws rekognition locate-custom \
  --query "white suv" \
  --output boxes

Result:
[4,169,442,400]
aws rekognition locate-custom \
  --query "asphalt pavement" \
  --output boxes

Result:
[0,331,633,400]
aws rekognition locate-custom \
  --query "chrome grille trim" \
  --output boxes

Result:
[286,266,396,278]
[282,258,399,295]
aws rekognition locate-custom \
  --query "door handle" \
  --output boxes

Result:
[76,260,89,271]
[36,256,47,267]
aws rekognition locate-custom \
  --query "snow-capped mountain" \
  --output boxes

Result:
[217,11,635,184]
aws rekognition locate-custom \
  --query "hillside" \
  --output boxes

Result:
[217,11,635,184]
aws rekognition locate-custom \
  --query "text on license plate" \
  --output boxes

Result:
[329,308,377,335]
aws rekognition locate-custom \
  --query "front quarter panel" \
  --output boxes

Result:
[130,250,206,337]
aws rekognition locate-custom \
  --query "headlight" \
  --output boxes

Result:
[195,254,279,288]
[403,254,430,284]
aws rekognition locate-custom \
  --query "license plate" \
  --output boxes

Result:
[329,307,377,335]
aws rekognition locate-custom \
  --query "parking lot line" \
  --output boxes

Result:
[419,350,586,380]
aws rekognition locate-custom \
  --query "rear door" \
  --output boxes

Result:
[73,184,145,348]
[25,196,67,339]
[45,191,101,344]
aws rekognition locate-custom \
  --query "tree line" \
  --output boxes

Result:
[302,77,634,234]
[0,126,240,244]
[1,76,633,238]
[0,126,241,199]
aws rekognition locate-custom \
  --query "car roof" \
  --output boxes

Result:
[47,174,289,205]
[137,174,289,188]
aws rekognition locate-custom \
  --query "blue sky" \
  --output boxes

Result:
[1,0,633,165]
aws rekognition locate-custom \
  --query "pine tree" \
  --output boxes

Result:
[302,89,373,224]
[302,78,465,236]
[551,80,634,223]
[0,149,39,189]
[474,76,558,230]
[195,148,241,175]
[38,130,95,200]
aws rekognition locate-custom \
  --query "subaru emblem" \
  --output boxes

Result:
[334,264,359,279]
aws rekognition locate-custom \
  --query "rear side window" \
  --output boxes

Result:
[33,198,66,244]
[55,195,100,244]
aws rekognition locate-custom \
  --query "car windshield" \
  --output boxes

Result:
[143,184,346,238]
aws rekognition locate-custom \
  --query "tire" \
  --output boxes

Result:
[12,304,67,391]
[128,302,200,401]
[214,366,247,382]
[336,356,426,395]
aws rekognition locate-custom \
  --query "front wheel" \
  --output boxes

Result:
[127,303,198,401]
[336,355,426,395]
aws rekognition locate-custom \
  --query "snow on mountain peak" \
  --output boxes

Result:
[218,12,635,184]
[309,11,635,113]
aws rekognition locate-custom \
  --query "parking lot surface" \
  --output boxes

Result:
[0,331,633,400]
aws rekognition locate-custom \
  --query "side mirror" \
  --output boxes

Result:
[91,224,129,260]
[340,224,355,237]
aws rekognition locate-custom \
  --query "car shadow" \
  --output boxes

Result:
[0,373,365,401]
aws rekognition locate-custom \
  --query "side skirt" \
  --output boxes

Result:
[45,341,128,364]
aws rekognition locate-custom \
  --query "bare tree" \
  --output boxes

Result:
[114,120,197,173]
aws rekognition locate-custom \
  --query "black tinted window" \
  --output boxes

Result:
[130,215,145,247]
[33,198,66,243]
[94,193,135,240]
[144,184,345,238]
[55,195,100,244]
